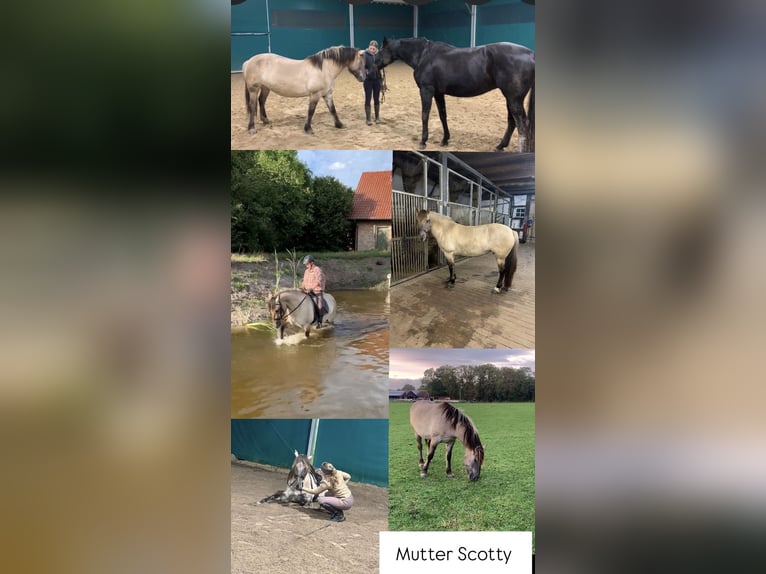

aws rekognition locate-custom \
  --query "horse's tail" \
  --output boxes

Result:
[527,79,535,152]
[503,235,519,290]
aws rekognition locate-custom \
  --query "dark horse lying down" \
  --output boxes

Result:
[375,37,535,152]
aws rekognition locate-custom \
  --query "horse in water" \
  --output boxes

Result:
[257,451,325,506]
[242,46,366,135]
[416,209,519,293]
[267,289,337,340]
[410,401,485,481]
[375,37,535,152]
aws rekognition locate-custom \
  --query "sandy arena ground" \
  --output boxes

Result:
[231,61,529,152]
[232,462,388,574]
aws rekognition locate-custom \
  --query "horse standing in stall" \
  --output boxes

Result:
[410,401,485,482]
[416,209,519,293]
[242,46,366,135]
[375,38,535,152]
[268,289,337,340]
[257,451,325,506]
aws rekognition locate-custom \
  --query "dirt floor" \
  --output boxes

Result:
[231,462,388,574]
[231,61,528,152]
[390,243,535,348]
[232,255,390,328]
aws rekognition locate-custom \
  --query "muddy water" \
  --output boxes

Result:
[231,290,389,419]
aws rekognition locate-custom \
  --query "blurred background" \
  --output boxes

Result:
[1,0,765,572]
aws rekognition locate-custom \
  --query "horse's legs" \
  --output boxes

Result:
[418,87,435,149]
[246,86,260,135]
[444,252,456,287]
[416,435,425,470]
[434,93,450,147]
[322,91,344,129]
[258,87,271,125]
[510,96,529,152]
[494,255,506,293]
[305,94,321,134]
[496,93,518,151]
[445,440,455,478]
[421,439,439,478]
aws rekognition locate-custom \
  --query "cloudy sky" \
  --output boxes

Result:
[297,150,392,190]
[389,348,535,389]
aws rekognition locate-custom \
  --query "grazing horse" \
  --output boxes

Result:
[242,46,366,135]
[268,289,337,340]
[416,209,519,293]
[375,37,535,151]
[257,451,325,506]
[410,401,485,481]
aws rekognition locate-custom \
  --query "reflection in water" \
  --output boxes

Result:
[231,290,389,418]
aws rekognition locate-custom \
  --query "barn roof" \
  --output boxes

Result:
[349,170,392,220]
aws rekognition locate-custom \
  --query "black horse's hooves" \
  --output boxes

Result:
[418,143,427,150]
[440,141,449,147]
[335,123,344,129]
[304,129,314,135]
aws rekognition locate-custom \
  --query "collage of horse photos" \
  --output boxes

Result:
[231,2,535,573]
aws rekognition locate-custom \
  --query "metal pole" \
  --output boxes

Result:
[349,4,355,47]
[440,153,449,215]
[470,5,476,47]
[266,0,271,53]
[307,419,320,459]
[414,5,419,38]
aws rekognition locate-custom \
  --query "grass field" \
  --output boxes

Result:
[388,401,535,538]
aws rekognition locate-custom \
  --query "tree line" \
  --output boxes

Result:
[231,150,355,253]
[418,364,535,402]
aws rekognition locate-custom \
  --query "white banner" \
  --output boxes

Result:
[380,531,532,574]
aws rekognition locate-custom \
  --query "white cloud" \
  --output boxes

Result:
[328,161,346,171]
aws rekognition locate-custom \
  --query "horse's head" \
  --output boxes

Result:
[416,209,431,242]
[375,37,397,69]
[465,444,484,481]
[267,295,283,327]
[349,49,367,82]
[287,451,315,488]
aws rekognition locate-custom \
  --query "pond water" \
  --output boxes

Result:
[231,290,389,418]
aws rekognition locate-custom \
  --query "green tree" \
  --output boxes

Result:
[301,176,354,251]
[400,383,415,391]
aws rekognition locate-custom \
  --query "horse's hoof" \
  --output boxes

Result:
[304,126,313,134]
[492,287,501,294]
[247,128,256,135]
[335,122,344,129]
[418,143,427,150]
[440,140,449,147]
[261,120,271,126]
[447,473,455,479]
[420,472,428,478]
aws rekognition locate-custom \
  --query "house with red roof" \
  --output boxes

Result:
[348,170,392,251]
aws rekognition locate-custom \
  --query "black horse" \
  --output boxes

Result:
[375,37,535,152]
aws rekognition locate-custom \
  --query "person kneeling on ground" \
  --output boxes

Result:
[301,462,354,522]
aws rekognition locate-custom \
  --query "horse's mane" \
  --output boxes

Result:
[440,403,482,451]
[307,46,359,69]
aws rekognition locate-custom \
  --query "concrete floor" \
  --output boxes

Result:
[390,243,535,349]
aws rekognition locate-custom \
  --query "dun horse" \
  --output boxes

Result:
[375,37,535,152]
[242,46,366,135]
[257,451,325,506]
[416,209,519,293]
[268,289,337,340]
[410,401,485,482]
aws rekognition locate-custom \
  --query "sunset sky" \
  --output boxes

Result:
[389,348,535,389]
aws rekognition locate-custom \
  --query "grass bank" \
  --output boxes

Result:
[231,250,390,328]
[388,401,535,541]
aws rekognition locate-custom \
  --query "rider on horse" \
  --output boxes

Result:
[301,254,326,328]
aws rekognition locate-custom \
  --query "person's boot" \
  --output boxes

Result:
[330,509,345,522]
[365,104,372,126]
[374,103,380,124]
[315,307,323,328]
[319,502,336,520]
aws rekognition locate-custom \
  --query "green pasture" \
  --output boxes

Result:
[388,402,535,537]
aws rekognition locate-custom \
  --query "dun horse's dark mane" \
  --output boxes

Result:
[307,46,358,69]
[440,403,482,450]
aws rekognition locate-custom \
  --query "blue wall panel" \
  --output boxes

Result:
[314,419,389,487]
[231,419,312,468]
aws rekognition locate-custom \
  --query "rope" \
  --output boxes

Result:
[379,67,388,103]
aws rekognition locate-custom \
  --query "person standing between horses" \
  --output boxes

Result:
[301,462,354,522]
[363,40,382,126]
[301,254,326,328]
